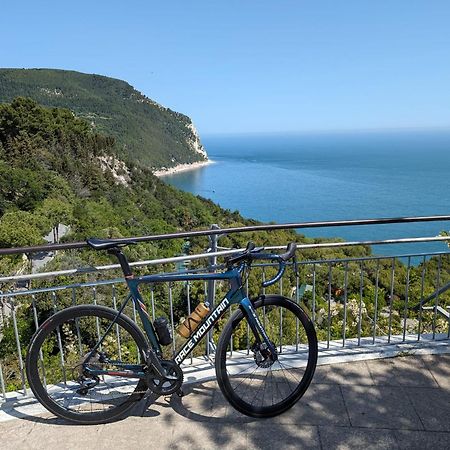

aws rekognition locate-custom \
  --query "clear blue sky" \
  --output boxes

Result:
[2,1,450,134]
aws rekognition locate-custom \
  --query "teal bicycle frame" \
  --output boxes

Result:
[85,246,278,380]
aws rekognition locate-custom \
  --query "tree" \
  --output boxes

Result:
[0,211,43,247]
[37,198,73,243]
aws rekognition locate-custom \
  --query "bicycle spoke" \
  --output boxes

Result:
[230,364,259,395]
[27,306,147,422]
[259,370,270,407]
[218,296,317,417]
[248,369,268,406]
[277,360,302,384]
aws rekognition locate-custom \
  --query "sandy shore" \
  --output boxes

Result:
[153,159,214,177]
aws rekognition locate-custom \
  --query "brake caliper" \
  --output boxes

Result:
[252,341,277,368]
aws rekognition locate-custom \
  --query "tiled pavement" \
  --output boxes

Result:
[1,353,449,449]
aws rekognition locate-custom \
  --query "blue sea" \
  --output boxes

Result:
[162,130,450,257]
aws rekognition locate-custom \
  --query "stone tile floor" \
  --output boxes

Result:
[1,353,449,449]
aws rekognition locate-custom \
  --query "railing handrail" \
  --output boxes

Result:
[1,214,450,256]
[1,235,450,284]
[4,247,450,300]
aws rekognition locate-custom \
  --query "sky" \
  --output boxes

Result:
[2,1,450,134]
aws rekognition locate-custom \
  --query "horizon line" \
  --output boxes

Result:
[201,125,450,137]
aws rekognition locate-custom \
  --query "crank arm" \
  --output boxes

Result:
[146,349,173,379]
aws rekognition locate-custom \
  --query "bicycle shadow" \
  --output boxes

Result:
[0,395,69,425]
[0,392,161,426]
[0,380,237,426]
[138,377,256,424]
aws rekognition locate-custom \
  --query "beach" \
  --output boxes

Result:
[153,159,214,177]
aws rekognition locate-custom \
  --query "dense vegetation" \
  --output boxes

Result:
[0,97,250,263]
[0,68,206,169]
[0,97,448,393]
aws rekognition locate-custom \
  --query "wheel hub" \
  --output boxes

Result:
[73,352,103,395]
[252,341,277,368]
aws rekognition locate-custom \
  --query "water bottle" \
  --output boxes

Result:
[177,302,210,338]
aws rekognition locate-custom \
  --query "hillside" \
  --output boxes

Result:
[0,98,313,269]
[0,98,233,252]
[0,68,207,170]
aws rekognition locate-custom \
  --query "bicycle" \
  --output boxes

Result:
[26,239,318,424]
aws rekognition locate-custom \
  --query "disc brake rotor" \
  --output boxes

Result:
[252,341,277,368]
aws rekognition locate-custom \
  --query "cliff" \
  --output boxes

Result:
[0,68,207,170]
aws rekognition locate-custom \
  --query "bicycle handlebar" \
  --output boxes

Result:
[226,242,297,288]
[87,237,297,288]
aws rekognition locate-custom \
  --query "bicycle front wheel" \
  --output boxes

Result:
[26,305,149,424]
[215,295,318,418]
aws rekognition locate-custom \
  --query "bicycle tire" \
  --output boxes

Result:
[26,304,149,424]
[215,295,318,418]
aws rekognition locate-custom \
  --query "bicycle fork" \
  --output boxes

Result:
[239,298,278,361]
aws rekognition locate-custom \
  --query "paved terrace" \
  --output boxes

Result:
[1,353,449,450]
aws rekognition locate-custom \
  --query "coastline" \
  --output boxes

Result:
[153,159,214,177]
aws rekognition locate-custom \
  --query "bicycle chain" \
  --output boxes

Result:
[73,359,146,394]
[75,360,183,395]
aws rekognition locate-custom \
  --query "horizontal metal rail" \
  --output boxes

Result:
[1,235,449,284]
[1,214,450,256]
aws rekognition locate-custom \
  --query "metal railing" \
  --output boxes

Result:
[1,215,450,401]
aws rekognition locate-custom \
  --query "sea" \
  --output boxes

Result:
[161,130,450,258]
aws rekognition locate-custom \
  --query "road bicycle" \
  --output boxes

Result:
[26,239,318,424]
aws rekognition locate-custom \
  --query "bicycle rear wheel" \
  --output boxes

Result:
[215,295,317,418]
[26,305,149,424]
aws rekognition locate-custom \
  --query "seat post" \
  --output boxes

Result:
[108,247,133,278]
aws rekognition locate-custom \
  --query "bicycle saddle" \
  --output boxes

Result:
[86,238,137,250]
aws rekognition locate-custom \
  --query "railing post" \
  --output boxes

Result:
[206,224,220,357]
[0,362,6,400]
[11,298,27,396]
[0,291,5,400]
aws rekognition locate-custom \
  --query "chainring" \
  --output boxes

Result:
[147,360,183,395]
